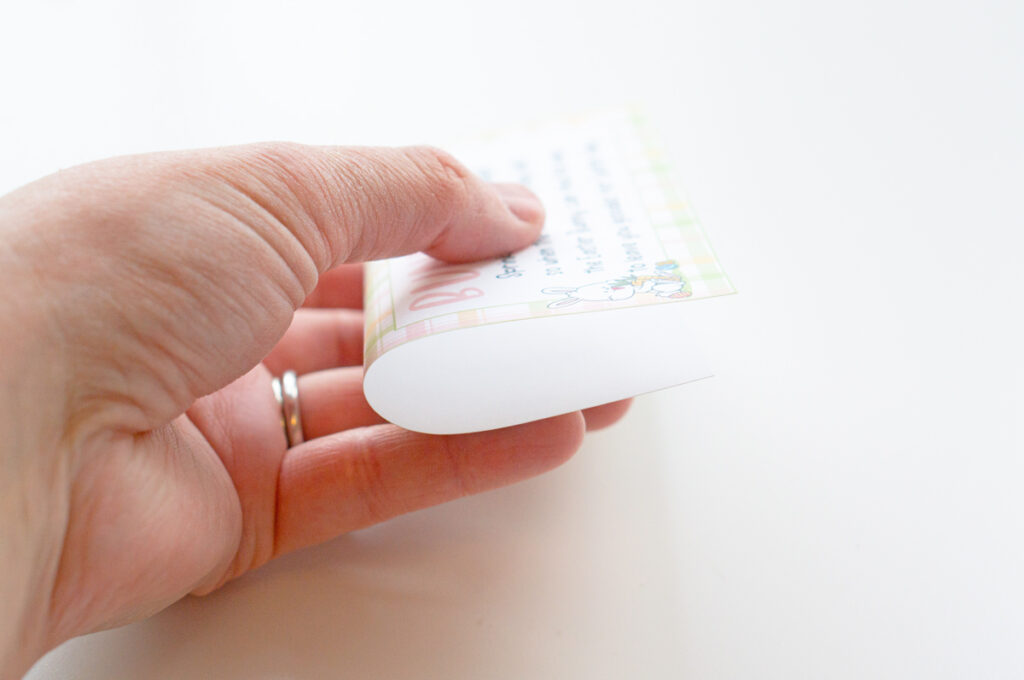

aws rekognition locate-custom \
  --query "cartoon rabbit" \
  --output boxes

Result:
[542,281,636,308]
[542,260,690,308]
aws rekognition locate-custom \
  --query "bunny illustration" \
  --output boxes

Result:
[542,260,690,308]
[541,281,636,308]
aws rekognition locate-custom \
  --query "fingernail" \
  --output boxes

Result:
[493,183,545,225]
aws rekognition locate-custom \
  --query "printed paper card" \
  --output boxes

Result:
[361,110,735,434]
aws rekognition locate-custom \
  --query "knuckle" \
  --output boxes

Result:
[241,142,340,269]
[439,436,473,498]
[249,140,310,166]
[244,142,326,198]
[247,142,329,209]
[403,145,473,213]
[345,432,394,524]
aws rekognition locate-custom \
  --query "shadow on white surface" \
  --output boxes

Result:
[28,400,687,680]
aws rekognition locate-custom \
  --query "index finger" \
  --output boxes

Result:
[273,412,586,556]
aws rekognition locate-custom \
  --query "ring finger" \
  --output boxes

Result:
[297,366,386,438]
[263,307,364,377]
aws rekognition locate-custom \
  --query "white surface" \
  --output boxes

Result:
[365,305,711,434]
[5,0,1023,677]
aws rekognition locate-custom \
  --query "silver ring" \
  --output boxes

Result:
[271,375,286,443]
[280,370,304,447]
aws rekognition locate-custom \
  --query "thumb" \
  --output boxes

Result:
[0,143,543,434]
[181,143,545,269]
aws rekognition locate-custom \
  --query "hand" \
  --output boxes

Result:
[0,144,630,678]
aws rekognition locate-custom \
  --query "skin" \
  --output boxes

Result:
[0,143,630,679]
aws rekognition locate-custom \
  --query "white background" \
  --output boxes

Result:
[5,0,1022,677]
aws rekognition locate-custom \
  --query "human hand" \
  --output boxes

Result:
[0,144,631,678]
